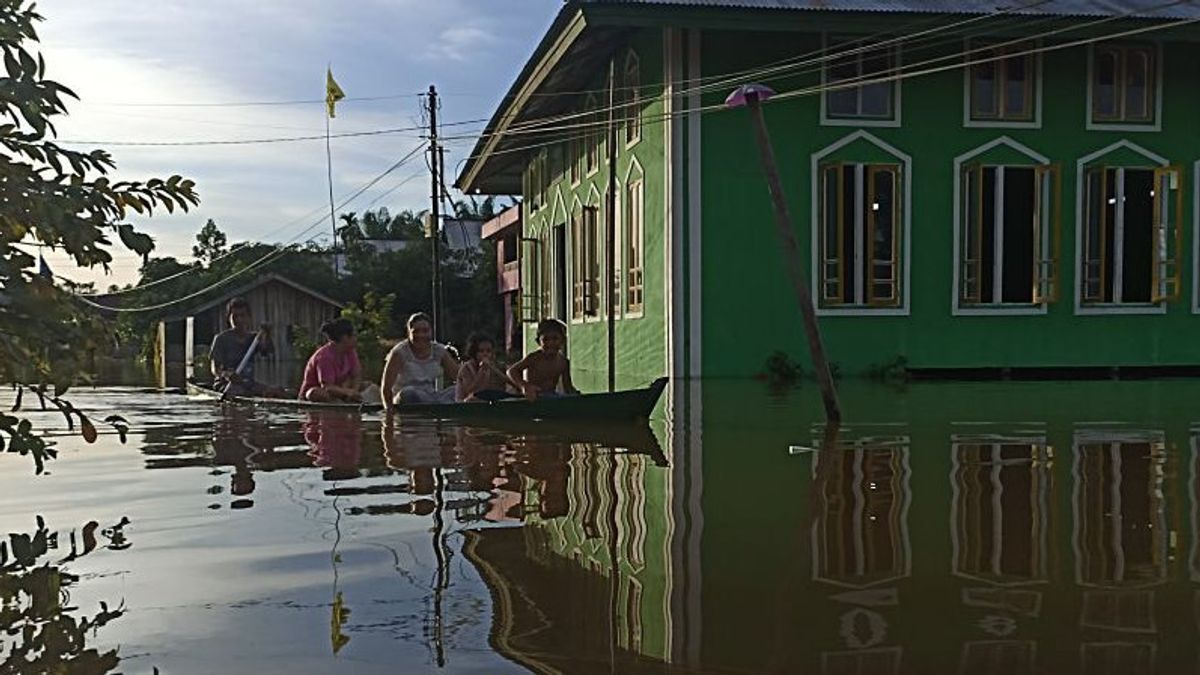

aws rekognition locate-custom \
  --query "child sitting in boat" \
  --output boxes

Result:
[507,319,580,401]
[381,312,460,405]
[299,318,364,403]
[456,333,521,402]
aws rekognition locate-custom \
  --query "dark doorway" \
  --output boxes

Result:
[554,224,568,321]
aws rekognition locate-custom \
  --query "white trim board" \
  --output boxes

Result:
[1072,140,1170,316]
[951,137,1051,316]
[1193,159,1200,315]
[687,28,703,379]
[961,40,1044,130]
[810,130,913,317]
[1084,42,1164,133]
[664,27,683,380]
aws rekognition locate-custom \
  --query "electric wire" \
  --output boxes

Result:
[82,143,427,297]
[74,145,426,312]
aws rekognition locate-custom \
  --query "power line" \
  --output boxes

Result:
[76,145,427,309]
[82,93,427,108]
[449,5,1195,172]
[54,118,489,148]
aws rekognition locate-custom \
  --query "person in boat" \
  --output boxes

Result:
[506,319,579,400]
[455,333,521,402]
[299,318,364,403]
[209,297,284,397]
[380,312,460,406]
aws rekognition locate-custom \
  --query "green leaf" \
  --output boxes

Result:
[116,223,154,256]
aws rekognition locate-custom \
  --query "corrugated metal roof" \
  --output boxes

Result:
[578,0,1200,19]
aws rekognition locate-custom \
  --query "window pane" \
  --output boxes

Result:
[963,168,980,302]
[870,169,897,303]
[822,166,842,302]
[860,51,892,117]
[1003,54,1030,119]
[1124,50,1150,121]
[860,83,891,118]
[841,165,858,303]
[972,61,998,118]
[827,88,858,117]
[1093,51,1118,120]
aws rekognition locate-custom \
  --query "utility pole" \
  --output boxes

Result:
[438,143,449,338]
[604,58,618,393]
[727,84,841,424]
[428,84,441,341]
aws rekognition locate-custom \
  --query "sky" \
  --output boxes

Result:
[28,0,562,289]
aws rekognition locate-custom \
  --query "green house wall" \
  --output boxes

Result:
[698,31,1200,377]
[514,17,1200,380]
[521,29,669,384]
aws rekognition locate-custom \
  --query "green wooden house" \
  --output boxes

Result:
[457,0,1200,380]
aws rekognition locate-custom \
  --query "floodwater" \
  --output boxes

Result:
[3,378,1200,674]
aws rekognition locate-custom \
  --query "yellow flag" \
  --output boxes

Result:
[326,67,345,118]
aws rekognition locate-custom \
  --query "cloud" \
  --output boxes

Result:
[28,0,560,288]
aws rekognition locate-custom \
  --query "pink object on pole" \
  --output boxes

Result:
[725,83,777,108]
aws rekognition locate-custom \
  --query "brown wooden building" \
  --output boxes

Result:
[481,205,523,354]
[156,273,343,387]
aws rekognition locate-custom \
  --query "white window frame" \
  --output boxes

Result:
[952,137,1054,316]
[585,185,604,323]
[623,48,642,150]
[810,131,912,316]
[963,39,1043,129]
[1193,160,1200,315]
[820,34,902,128]
[623,157,646,319]
[569,197,585,324]
[1086,42,1163,133]
[1073,141,1173,315]
[585,94,601,177]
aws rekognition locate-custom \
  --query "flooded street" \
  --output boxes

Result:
[4,379,1200,673]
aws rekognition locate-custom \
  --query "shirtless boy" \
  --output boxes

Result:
[506,319,580,400]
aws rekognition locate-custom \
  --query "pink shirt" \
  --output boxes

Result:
[299,343,360,398]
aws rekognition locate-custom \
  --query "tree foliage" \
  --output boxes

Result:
[0,0,199,470]
[1,516,130,673]
[191,218,226,265]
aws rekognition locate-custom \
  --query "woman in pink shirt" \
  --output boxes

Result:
[300,319,362,402]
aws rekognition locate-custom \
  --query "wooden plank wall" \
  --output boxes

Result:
[202,280,340,364]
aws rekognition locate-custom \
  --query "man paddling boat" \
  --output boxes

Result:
[209,297,285,397]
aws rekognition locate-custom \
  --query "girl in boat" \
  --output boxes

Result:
[455,333,521,402]
[299,318,364,402]
[381,312,460,405]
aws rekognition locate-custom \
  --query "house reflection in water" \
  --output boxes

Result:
[460,380,1200,674]
[1074,432,1170,672]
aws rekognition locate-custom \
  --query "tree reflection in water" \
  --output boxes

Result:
[0,516,131,673]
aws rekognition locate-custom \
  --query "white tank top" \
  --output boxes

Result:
[388,340,447,394]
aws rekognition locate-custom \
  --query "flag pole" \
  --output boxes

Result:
[326,97,339,278]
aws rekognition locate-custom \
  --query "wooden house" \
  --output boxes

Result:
[156,273,343,388]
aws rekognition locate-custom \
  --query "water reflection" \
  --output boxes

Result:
[9,380,1200,673]
[459,381,1200,674]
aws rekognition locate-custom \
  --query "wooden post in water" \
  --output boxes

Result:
[156,320,167,389]
[726,84,841,424]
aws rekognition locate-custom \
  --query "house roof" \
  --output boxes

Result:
[573,0,1200,19]
[168,273,343,320]
[455,0,1200,194]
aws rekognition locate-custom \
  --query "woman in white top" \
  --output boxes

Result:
[380,312,460,405]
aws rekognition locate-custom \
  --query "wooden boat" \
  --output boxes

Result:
[186,382,386,413]
[186,377,668,422]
